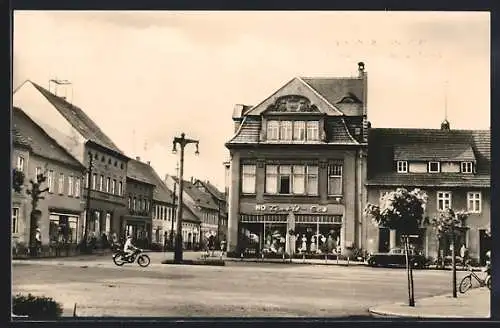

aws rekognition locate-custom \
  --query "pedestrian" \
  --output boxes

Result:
[35,227,42,257]
[460,244,468,268]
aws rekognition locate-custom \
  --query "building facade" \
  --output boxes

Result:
[13,80,130,245]
[123,158,156,247]
[12,107,86,254]
[365,123,491,264]
[225,62,369,255]
[193,179,228,242]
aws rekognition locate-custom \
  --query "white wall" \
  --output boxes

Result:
[441,162,460,173]
[13,82,87,164]
[409,162,427,173]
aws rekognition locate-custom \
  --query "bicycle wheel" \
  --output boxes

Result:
[486,276,491,290]
[113,253,126,266]
[137,254,151,267]
[459,275,472,293]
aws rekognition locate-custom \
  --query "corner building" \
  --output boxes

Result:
[225,63,369,255]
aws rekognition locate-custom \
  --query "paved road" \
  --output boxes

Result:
[12,252,467,318]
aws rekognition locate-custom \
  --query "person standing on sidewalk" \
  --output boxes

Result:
[460,244,468,269]
[35,227,42,257]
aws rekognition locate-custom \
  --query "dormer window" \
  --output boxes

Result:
[266,120,319,141]
[396,161,408,173]
[428,162,440,173]
[461,161,473,174]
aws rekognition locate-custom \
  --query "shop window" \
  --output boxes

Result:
[467,192,481,213]
[12,207,19,234]
[437,191,452,211]
[241,164,256,194]
[327,164,343,195]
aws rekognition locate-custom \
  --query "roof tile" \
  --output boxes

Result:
[394,143,476,161]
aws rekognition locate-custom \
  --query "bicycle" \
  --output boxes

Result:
[459,265,491,293]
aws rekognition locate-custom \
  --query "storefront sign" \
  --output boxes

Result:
[255,204,328,213]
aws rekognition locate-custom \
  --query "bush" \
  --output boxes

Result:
[12,294,63,319]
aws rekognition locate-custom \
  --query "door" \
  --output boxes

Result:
[379,228,390,252]
[479,229,491,265]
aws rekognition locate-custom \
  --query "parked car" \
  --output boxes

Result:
[367,247,428,269]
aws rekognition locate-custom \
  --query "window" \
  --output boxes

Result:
[12,207,19,234]
[106,177,110,193]
[16,156,25,171]
[306,166,318,195]
[428,162,440,173]
[437,191,452,211]
[280,121,293,140]
[105,213,111,234]
[397,161,408,173]
[133,197,137,210]
[265,165,278,194]
[92,174,97,190]
[74,178,81,198]
[58,173,64,194]
[267,121,280,140]
[118,182,123,196]
[85,172,90,188]
[293,121,306,141]
[111,179,116,194]
[47,170,54,193]
[328,164,343,195]
[467,192,482,213]
[461,162,473,173]
[99,175,104,191]
[35,167,42,178]
[128,197,132,209]
[278,165,291,194]
[241,164,256,194]
[292,165,305,194]
[306,121,319,140]
[68,176,74,196]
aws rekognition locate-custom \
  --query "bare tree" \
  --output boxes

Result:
[364,188,428,307]
[26,171,49,256]
[427,207,469,298]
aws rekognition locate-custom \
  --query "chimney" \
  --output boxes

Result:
[441,119,450,131]
[147,161,151,166]
[190,176,194,184]
[357,62,365,77]
[136,156,141,161]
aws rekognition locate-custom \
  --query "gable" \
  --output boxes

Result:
[246,77,343,116]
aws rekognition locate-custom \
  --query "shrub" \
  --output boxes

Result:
[12,293,63,319]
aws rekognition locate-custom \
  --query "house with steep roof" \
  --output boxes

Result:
[12,107,86,256]
[366,122,491,264]
[164,175,218,248]
[225,62,369,255]
[13,80,130,244]
[193,179,228,242]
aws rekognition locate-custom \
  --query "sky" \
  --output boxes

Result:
[13,11,490,190]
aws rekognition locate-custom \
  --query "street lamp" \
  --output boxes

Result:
[172,133,199,263]
[170,164,178,250]
[83,151,94,253]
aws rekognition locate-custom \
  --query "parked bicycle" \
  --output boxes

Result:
[459,264,491,293]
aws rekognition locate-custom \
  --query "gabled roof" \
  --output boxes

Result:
[126,159,157,186]
[394,144,476,162]
[194,179,225,202]
[367,128,490,187]
[29,81,124,155]
[300,77,364,110]
[12,107,85,169]
[173,177,219,211]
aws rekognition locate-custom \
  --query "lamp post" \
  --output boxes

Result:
[170,177,177,250]
[83,151,94,252]
[172,133,199,263]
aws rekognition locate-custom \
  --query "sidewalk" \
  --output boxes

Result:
[368,287,490,319]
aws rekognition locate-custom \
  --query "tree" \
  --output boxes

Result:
[26,171,50,256]
[364,188,428,307]
[427,207,469,298]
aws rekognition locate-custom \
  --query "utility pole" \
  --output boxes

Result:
[83,151,94,253]
[170,162,179,250]
[172,133,199,263]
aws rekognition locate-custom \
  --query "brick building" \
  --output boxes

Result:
[225,62,369,255]
[365,122,491,264]
[12,107,86,255]
[13,80,130,244]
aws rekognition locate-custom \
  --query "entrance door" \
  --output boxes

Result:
[379,228,390,252]
[479,229,491,265]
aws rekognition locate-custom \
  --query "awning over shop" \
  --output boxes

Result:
[240,214,342,224]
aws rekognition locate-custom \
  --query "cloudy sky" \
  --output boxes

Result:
[13,11,490,190]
